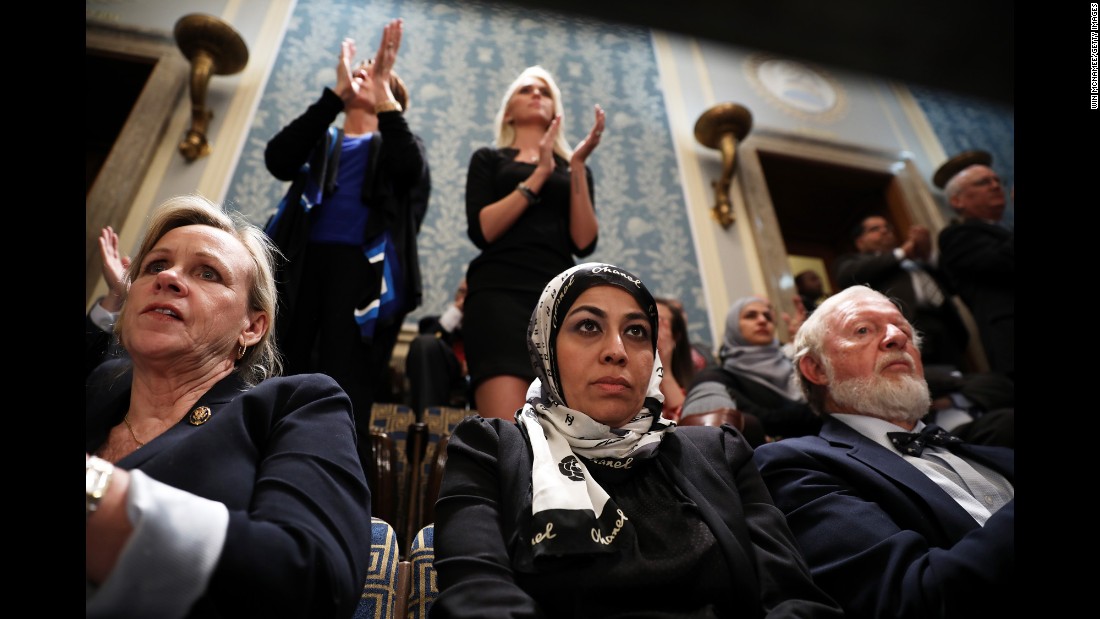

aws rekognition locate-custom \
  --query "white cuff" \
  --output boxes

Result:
[438,304,463,333]
[86,470,229,619]
[892,247,906,261]
[89,300,119,334]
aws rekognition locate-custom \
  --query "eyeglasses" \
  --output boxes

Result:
[864,223,893,234]
[968,175,1002,188]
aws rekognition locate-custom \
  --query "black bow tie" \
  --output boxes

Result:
[887,425,964,456]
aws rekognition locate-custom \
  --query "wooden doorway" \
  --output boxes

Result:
[734,130,943,340]
[86,20,188,304]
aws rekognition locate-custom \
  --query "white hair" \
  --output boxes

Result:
[792,285,923,413]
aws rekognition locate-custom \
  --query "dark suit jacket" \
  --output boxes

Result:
[406,312,468,412]
[86,364,373,619]
[432,416,843,618]
[938,220,1014,377]
[833,250,969,366]
[754,417,1014,618]
[85,313,112,377]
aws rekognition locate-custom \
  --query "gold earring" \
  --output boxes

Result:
[237,345,246,360]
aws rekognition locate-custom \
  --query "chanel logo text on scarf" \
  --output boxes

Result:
[552,276,577,328]
[531,522,556,546]
[593,436,627,448]
[591,265,643,288]
[589,457,634,469]
[591,509,629,545]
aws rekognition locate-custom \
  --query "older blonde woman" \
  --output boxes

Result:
[85,195,371,619]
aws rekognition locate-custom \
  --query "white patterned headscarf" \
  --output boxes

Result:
[517,262,676,560]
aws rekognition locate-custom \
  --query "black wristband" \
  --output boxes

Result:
[517,182,540,205]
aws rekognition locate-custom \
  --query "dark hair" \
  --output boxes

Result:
[794,270,815,291]
[848,218,870,242]
[655,297,696,387]
[850,213,893,242]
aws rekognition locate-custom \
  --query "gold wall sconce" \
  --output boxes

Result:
[693,103,753,228]
[174,14,249,162]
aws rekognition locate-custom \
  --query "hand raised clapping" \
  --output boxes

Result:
[369,18,403,105]
[98,226,130,313]
[570,104,605,166]
[333,18,404,109]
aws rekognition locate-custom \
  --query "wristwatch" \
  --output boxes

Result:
[86,456,115,518]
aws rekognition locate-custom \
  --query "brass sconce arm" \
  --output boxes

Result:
[694,103,753,229]
[174,14,249,162]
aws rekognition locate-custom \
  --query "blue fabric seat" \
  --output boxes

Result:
[407,524,437,619]
[354,517,409,619]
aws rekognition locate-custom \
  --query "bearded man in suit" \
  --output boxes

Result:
[754,285,1014,618]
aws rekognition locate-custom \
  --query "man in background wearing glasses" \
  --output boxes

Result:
[937,162,1013,381]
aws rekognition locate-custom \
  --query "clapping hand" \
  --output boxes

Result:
[368,18,403,106]
[570,104,605,166]
[535,114,563,170]
[334,38,360,104]
[98,226,130,313]
[781,296,808,341]
[908,225,932,261]
[333,18,404,109]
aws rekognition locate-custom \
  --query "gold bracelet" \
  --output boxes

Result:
[375,99,403,114]
[86,456,115,518]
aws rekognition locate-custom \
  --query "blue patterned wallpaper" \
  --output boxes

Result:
[226,0,707,342]
[226,0,1014,348]
[911,87,1015,230]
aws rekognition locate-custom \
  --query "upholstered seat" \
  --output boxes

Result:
[354,517,411,619]
[407,524,437,619]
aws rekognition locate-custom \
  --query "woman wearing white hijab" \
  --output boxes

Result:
[431,263,842,618]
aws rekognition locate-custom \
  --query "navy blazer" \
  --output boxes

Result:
[754,417,1014,618]
[86,363,373,619]
[431,416,843,618]
[85,313,112,377]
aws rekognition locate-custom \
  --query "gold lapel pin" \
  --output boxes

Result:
[189,406,213,426]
